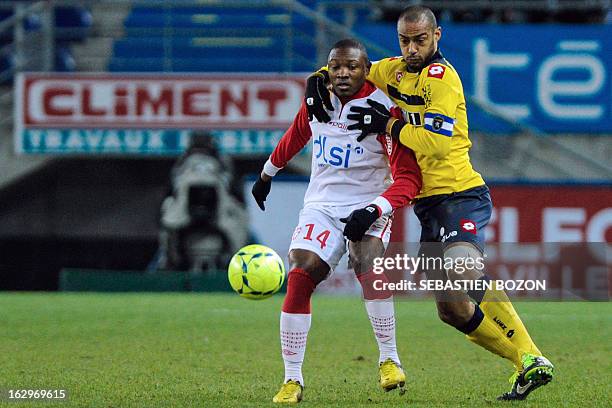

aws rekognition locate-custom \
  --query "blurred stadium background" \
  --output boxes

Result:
[0,0,609,294]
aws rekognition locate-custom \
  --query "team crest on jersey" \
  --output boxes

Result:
[395,71,404,82]
[427,64,446,79]
[432,116,444,131]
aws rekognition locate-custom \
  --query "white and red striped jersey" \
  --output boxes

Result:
[263,81,421,215]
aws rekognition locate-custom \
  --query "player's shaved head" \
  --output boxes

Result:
[399,5,437,32]
[396,6,441,72]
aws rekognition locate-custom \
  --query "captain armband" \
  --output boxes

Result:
[424,112,455,137]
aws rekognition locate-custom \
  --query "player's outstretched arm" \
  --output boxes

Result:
[251,102,312,211]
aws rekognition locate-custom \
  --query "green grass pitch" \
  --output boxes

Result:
[1,293,610,407]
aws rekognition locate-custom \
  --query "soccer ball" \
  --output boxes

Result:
[227,244,286,300]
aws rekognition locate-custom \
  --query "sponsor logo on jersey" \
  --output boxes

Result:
[385,134,393,156]
[313,134,363,168]
[439,226,458,243]
[395,71,404,82]
[460,219,477,234]
[427,64,446,79]
[328,121,348,131]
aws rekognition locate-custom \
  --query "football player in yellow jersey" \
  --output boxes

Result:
[304,5,554,402]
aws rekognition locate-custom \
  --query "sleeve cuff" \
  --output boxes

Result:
[371,196,393,216]
[390,118,405,139]
[263,159,283,177]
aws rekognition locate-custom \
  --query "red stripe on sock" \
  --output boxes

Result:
[357,270,392,300]
[282,268,317,314]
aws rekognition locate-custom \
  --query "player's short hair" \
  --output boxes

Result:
[398,5,438,30]
[330,38,370,65]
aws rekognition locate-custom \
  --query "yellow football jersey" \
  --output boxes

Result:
[366,51,485,198]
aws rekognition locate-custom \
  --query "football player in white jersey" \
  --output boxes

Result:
[251,39,422,404]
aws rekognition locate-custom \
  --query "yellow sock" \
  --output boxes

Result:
[479,282,542,357]
[464,306,522,368]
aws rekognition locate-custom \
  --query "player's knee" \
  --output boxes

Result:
[348,253,365,275]
[348,236,384,276]
[437,301,474,327]
[288,249,329,284]
[443,243,485,281]
[288,250,320,273]
[350,252,382,276]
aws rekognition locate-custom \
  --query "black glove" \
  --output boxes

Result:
[347,99,391,142]
[305,71,333,123]
[251,175,272,211]
[340,205,381,242]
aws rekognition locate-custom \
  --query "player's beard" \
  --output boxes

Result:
[404,45,436,73]
[404,57,423,72]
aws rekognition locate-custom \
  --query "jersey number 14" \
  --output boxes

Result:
[293,223,330,249]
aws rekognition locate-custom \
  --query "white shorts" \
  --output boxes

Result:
[289,203,393,271]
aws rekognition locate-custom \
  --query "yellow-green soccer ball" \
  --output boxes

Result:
[228,244,286,300]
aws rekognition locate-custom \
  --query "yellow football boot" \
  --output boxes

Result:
[379,358,406,392]
[272,380,303,403]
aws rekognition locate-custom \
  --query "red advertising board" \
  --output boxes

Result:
[395,185,612,245]
[390,185,611,299]
[485,185,612,243]
[17,73,306,130]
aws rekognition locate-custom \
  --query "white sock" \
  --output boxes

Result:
[365,298,400,365]
[280,311,311,385]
